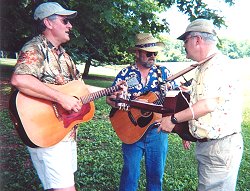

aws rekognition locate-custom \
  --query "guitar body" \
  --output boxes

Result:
[108,54,217,143]
[110,91,198,142]
[109,92,161,144]
[163,92,197,142]
[9,80,95,148]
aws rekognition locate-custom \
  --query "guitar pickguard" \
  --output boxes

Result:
[109,92,161,144]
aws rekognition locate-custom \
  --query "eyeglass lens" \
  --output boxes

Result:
[61,18,70,25]
[184,37,191,44]
[184,36,198,44]
[146,52,158,57]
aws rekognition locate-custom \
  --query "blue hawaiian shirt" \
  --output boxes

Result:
[112,64,177,101]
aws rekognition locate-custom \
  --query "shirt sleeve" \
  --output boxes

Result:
[14,44,44,78]
[162,66,178,90]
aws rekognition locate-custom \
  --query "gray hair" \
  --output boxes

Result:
[189,31,218,44]
[47,14,58,21]
[34,14,58,34]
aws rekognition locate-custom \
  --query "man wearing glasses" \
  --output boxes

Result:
[11,2,80,191]
[106,33,177,190]
[158,19,243,191]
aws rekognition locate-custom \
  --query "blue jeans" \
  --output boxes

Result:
[119,126,168,191]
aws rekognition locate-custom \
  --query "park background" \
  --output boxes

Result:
[0,0,250,190]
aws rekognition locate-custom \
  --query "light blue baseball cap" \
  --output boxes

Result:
[34,2,77,20]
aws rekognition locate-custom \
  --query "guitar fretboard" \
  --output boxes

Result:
[153,95,164,106]
[81,85,121,104]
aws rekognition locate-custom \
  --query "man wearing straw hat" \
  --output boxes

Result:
[158,19,243,191]
[107,33,177,191]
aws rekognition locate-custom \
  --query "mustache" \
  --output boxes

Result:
[141,62,152,68]
[148,58,155,61]
[141,60,154,68]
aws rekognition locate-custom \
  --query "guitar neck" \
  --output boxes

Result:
[120,98,173,114]
[154,96,164,105]
[81,85,121,104]
[166,53,216,82]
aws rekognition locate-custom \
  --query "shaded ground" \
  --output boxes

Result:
[0,78,10,110]
[0,65,13,109]
[0,65,107,190]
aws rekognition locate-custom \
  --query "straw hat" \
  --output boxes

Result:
[128,33,165,52]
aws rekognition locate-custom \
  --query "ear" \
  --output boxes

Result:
[43,18,53,30]
[195,36,202,45]
[135,50,141,58]
[135,50,140,60]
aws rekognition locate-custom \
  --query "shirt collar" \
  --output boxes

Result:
[40,34,65,54]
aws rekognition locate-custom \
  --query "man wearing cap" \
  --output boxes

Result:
[158,19,243,190]
[11,2,80,191]
[106,33,177,191]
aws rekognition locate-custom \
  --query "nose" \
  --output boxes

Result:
[68,22,72,28]
[64,20,72,29]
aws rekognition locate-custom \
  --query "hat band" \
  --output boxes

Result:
[135,43,156,48]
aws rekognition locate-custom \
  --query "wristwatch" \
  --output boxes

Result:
[171,114,179,124]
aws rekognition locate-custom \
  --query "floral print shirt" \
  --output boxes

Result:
[14,35,80,141]
[189,52,243,139]
[15,34,80,84]
[112,64,177,102]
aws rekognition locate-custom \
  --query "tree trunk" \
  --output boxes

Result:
[82,57,92,78]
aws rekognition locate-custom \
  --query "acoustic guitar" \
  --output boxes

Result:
[109,92,162,144]
[109,54,217,144]
[8,80,125,148]
[109,91,197,144]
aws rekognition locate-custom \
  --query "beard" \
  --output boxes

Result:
[141,62,152,68]
[140,58,155,68]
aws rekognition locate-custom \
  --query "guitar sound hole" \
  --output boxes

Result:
[137,113,153,128]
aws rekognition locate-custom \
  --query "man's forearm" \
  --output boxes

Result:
[174,98,219,122]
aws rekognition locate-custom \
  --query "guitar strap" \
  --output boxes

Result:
[155,53,217,99]
[156,65,167,100]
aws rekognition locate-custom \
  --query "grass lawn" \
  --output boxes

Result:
[0,58,249,190]
[0,58,17,66]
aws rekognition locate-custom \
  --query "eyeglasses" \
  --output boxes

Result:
[59,18,70,25]
[184,36,198,44]
[146,52,158,57]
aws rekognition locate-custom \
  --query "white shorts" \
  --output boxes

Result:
[27,141,77,190]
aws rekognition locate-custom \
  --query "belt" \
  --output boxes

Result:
[197,138,209,142]
[197,132,238,143]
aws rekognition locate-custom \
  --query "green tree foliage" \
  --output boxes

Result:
[0,0,237,75]
[160,36,250,62]
[160,35,187,62]
[219,38,250,59]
